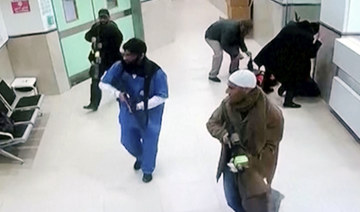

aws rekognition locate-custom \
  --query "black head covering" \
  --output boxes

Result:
[98,9,110,18]
[123,38,147,55]
[297,20,320,35]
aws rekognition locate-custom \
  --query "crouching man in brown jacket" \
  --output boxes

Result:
[206,69,284,212]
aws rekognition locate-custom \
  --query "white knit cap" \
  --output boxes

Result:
[228,69,257,88]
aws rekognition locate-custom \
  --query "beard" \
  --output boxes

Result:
[122,56,146,77]
[122,61,138,71]
[229,94,246,105]
[122,56,140,71]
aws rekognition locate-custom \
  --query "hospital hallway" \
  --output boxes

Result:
[1,0,360,211]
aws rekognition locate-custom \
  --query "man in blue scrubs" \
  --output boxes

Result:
[100,38,168,183]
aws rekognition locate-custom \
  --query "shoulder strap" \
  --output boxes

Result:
[222,103,246,154]
[143,59,160,125]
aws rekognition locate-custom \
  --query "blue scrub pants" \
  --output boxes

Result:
[120,114,161,174]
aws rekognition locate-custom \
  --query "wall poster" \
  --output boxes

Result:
[11,0,31,14]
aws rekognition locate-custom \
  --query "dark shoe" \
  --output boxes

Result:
[283,102,301,108]
[208,76,221,82]
[83,104,98,111]
[133,160,141,171]
[142,174,153,183]
[277,85,285,97]
[83,104,93,109]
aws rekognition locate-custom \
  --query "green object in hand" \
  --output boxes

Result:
[234,155,249,168]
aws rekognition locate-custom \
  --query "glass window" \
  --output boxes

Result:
[62,0,78,23]
[107,0,118,9]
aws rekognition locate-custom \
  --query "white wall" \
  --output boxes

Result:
[320,0,360,33]
[0,8,8,47]
[286,0,321,4]
[208,0,226,14]
[142,0,175,51]
[346,0,360,33]
[320,0,347,32]
[0,0,55,36]
[0,5,13,82]
[0,46,14,82]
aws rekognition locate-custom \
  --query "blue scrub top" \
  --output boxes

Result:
[102,61,168,129]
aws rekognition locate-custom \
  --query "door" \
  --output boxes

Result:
[52,0,142,84]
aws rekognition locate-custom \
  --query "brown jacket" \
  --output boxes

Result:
[206,88,284,198]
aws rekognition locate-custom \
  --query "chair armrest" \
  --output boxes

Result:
[0,131,14,140]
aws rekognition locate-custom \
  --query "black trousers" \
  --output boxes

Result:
[90,78,101,108]
[88,64,103,108]
[282,82,298,104]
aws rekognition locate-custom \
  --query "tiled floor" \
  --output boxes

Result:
[1,0,360,211]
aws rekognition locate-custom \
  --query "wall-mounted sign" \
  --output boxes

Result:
[11,0,31,14]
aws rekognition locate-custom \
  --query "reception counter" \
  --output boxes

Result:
[330,37,360,138]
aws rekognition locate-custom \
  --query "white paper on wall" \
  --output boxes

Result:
[38,0,56,30]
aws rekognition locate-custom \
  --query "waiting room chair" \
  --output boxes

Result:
[0,80,44,111]
[0,123,33,163]
[0,99,40,125]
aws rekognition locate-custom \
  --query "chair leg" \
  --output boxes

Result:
[0,149,24,164]
[33,86,38,95]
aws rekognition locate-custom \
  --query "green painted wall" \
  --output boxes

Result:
[52,0,135,78]
[60,31,90,77]
[52,1,95,31]
[61,16,134,77]
[115,15,135,45]
[93,0,131,15]
[117,0,131,11]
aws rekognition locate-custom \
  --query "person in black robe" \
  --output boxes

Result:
[254,20,321,108]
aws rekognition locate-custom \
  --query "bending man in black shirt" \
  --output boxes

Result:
[205,20,253,82]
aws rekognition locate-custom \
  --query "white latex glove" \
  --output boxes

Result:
[136,101,144,111]
[227,158,238,173]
